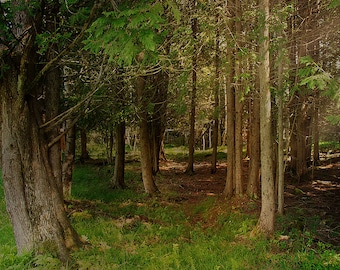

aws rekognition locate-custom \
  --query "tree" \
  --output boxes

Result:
[223,2,236,197]
[253,0,275,235]
[186,0,198,175]
[112,121,126,189]
[223,0,244,197]
[211,11,220,174]
[136,76,159,194]
[62,119,76,199]
[0,0,98,261]
[84,1,179,194]
[247,83,260,199]
[234,0,244,196]
[150,71,169,175]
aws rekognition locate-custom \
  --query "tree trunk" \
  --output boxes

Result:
[136,76,158,194]
[290,94,311,181]
[186,13,198,175]
[80,128,90,162]
[62,119,76,199]
[313,91,320,165]
[150,71,168,175]
[211,12,220,174]
[151,122,161,175]
[112,121,126,189]
[0,2,82,261]
[254,0,275,236]
[277,52,285,215]
[108,129,114,164]
[223,7,236,197]
[247,87,260,199]
[234,0,243,195]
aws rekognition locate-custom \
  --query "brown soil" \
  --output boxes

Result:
[158,158,340,248]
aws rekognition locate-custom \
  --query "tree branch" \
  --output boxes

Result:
[27,0,100,92]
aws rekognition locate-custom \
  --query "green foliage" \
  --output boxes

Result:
[298,56,339,98]
[325,115,340,125]
[319,141,340,152]
[84,1,179,66]
[36,32,72,55]
[329,0,340,8]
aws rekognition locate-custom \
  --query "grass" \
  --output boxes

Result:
[165,146,228,162]
[1,148,340,269]
[319,141,340,152]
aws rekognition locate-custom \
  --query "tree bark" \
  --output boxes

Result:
[112,121,126,189]
[211,12,220,174]
[0,1,82,261]
[108,129,114,164]
[247,88,260,199]
[150,71,168,175]
[277,53,285,215]
[234,0,243,195]
[80,128,90,162]
[136,76,158,194]
[186,12,198,175]
[62,120,76,199]
[312,91,320,165]
[223,6,236,197]
[254,0,275,236]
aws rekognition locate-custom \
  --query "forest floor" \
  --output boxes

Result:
[157,156,340,248]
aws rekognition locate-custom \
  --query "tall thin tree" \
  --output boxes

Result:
[186,0,198,175]
[253,0,275,235]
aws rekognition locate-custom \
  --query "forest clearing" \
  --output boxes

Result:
[1,147,340,269]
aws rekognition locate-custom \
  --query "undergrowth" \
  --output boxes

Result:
[1,163,340,269]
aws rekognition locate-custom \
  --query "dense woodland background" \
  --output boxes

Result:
[0,0,340,267]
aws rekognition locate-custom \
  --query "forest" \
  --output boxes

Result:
[0,0,340,268]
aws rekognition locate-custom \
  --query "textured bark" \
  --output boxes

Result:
[247,88,260,199]
[136,76,158,194]
[150,72,168,175]
[44,1,63,194]
[254,0,275,236]
[234,0,243,195]
[277,53,285,215]
[112,121,126,189]
[0,1,83,262]
[62,120,76,199]
[186,12,198,175]
[211,12,220,174]
[108,129,114,164]
[223,5,236,197]
[290,95,310,180]
[312,92,320,165]
[80,128,90,162]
